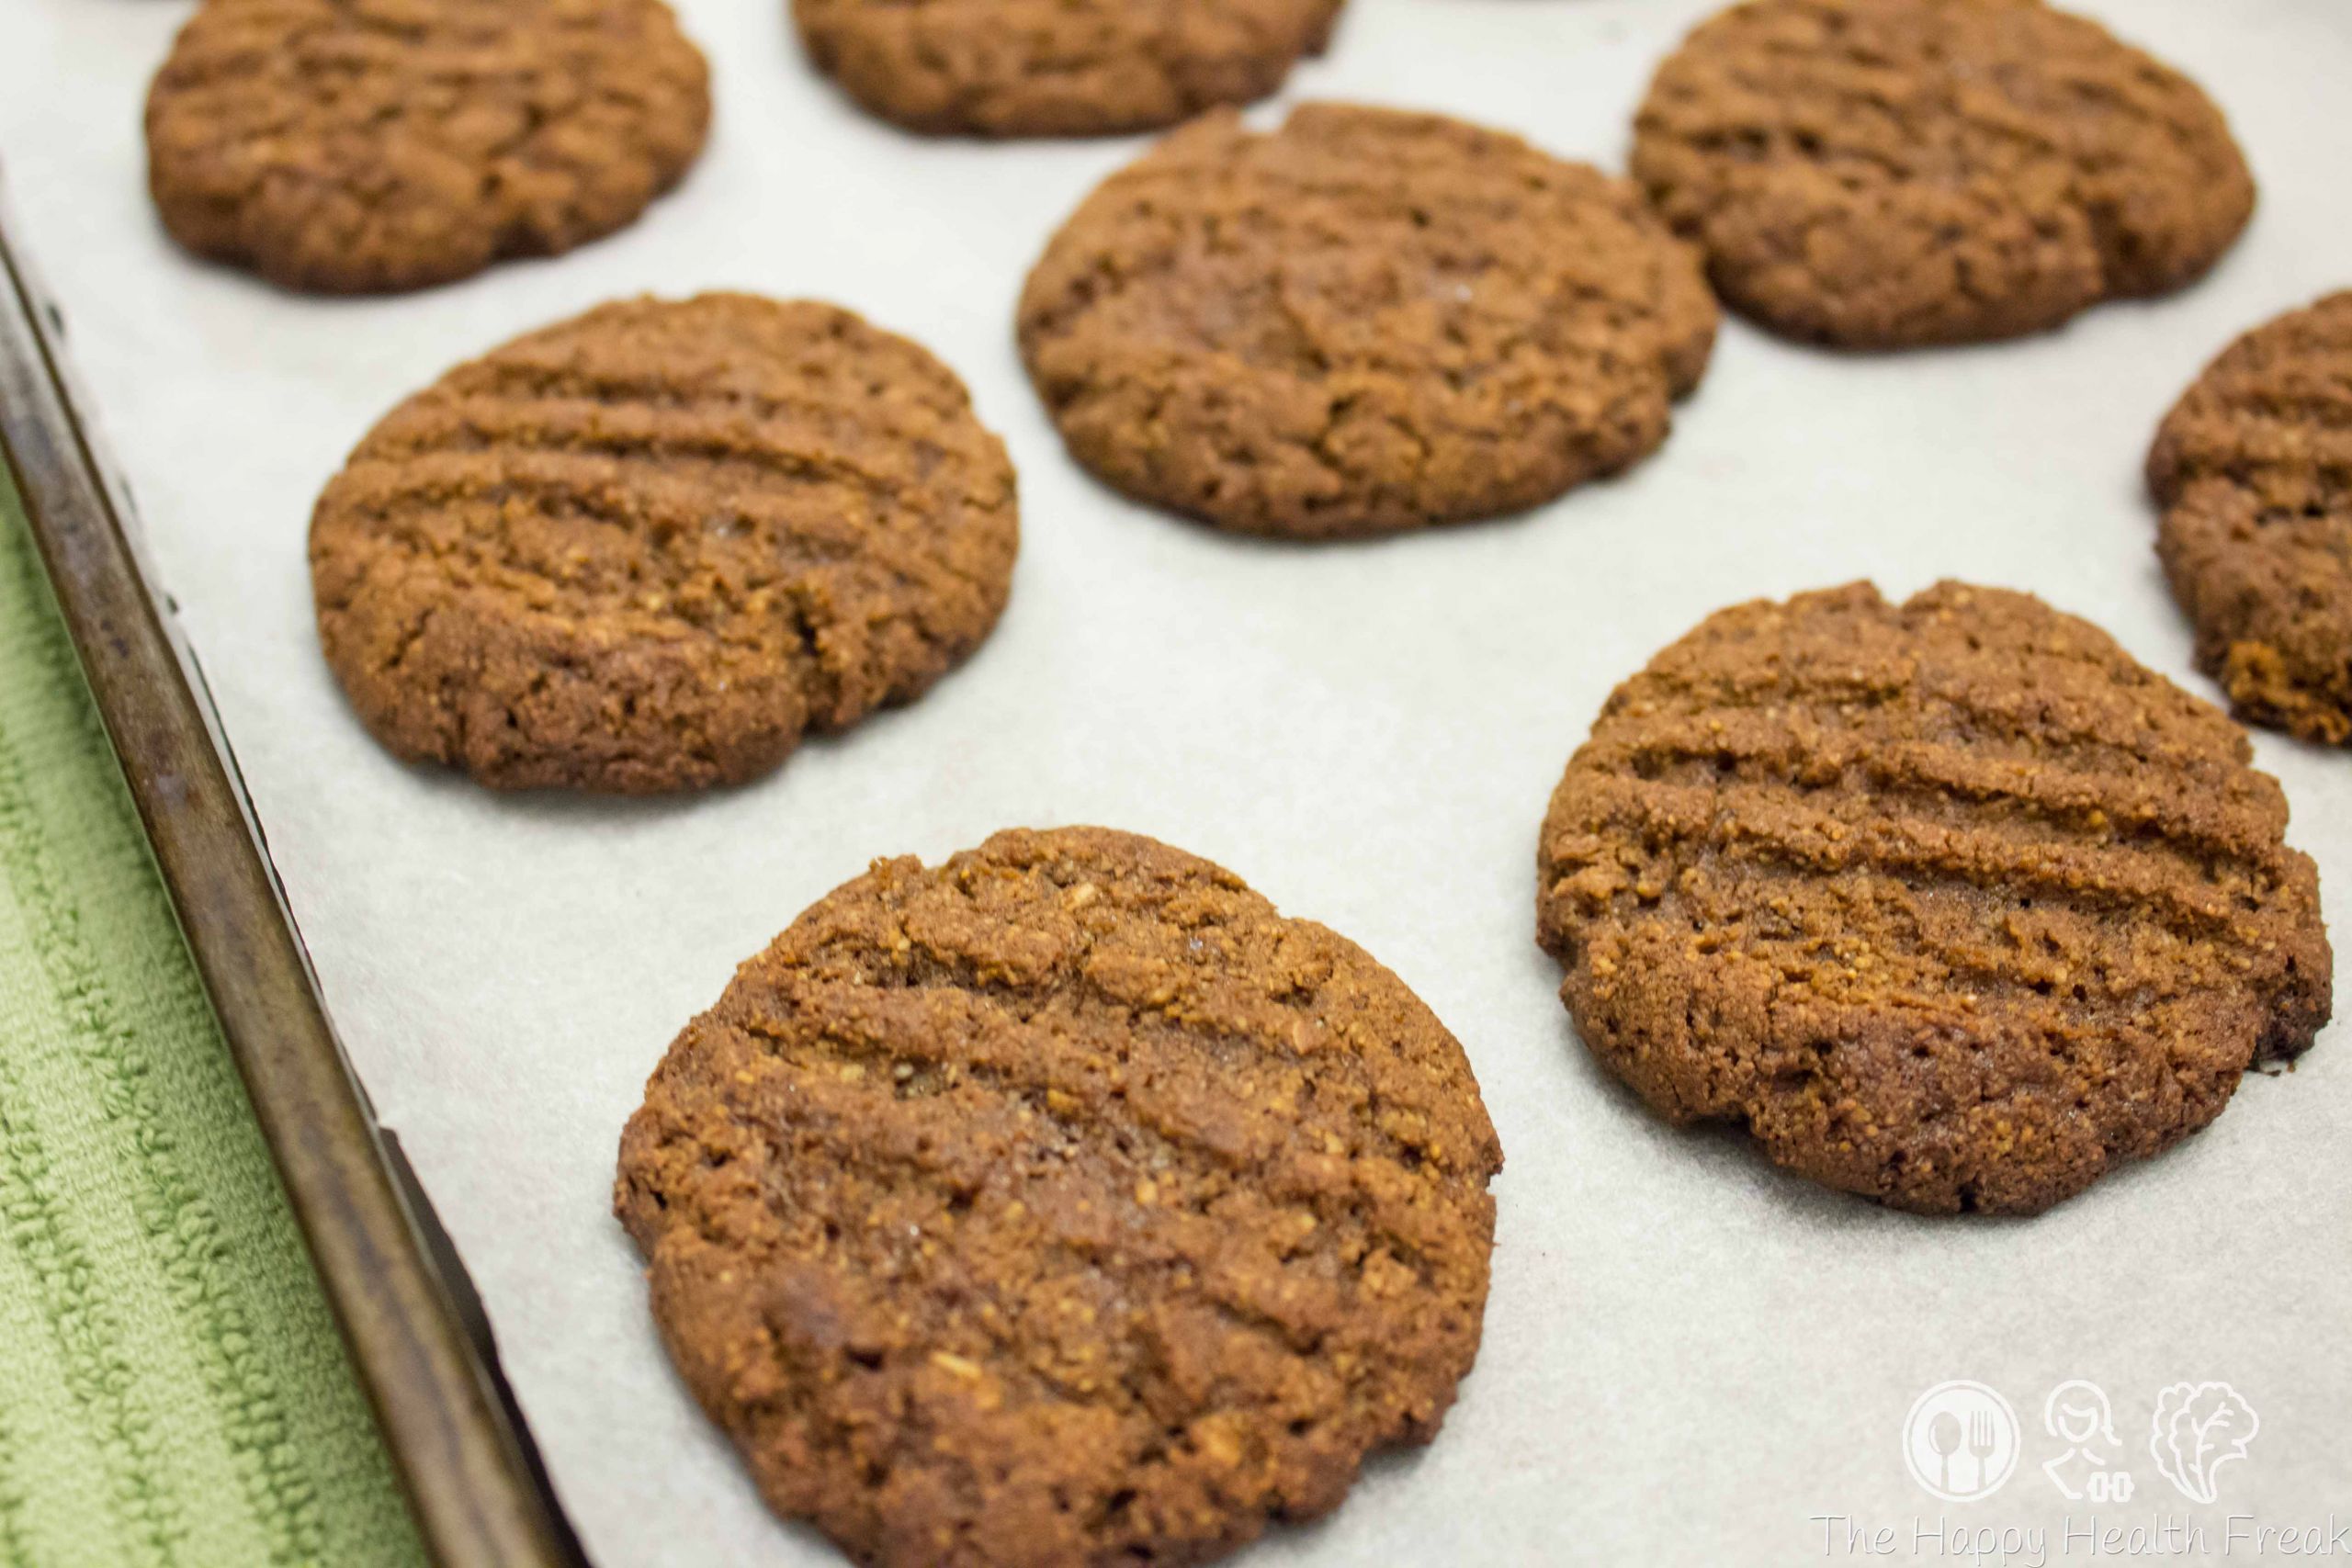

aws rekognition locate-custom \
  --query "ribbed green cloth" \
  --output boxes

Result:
[0,476,424,1568]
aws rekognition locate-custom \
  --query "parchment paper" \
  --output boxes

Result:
[3,2,2348,1562]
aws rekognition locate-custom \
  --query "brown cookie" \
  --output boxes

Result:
[617,827,1502,1568]
[1018,103,1718,539]
[310,294,1018,793]
[1631,0,2255,348]
[793,0,1343,138]
[2149,292,2352,746]
[145,0,709,293]
[1536,581,2330,1215]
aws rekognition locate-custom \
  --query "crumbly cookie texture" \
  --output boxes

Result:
[310,294,1017,794]
[1019,103,1717,539]
[2150,292,2352,746]
[1537,581,2331,1215]
[618,827,1502,1568]
[792,0,1343,138]
[145,0,709,293]
[1632,0,2255,348]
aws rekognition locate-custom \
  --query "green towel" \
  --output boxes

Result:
[0,477,424,1568]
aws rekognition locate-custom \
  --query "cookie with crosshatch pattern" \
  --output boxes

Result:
[1019,102,1716,538]
[617,826,1502,1565]
[145,0,709,292]
[792,0,1344,137]
[1631,0,2255,347]
[310,294,1017,792]
[1537,581,2330,1213]
[2150,290,2352,746]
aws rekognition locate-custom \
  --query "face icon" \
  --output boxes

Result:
[2044,1380,2120,1450]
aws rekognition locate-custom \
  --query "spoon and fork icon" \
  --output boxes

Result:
[1928,1409,2001,1494]
[1904,1380,2019,1500]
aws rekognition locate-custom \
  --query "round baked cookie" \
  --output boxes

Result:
[617,827,1502,1567]
[145,0,709,293]
[1631,0,2256,349]
[1536,581,2331,1215]
[2149,292,2352,746]
[310,294,1018,793]
[793,0,1344,138]
[1018,103,1718,539]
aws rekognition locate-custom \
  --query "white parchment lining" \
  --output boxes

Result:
[2,2,2346,1562]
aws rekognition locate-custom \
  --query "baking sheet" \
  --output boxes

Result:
[3,1,2349,1562]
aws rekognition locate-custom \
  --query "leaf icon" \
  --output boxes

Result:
[2150,1382,2258,1504]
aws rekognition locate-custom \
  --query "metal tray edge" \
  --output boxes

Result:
[0,209,580,1568]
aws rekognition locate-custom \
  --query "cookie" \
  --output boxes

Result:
[310,294,1018,793]
[2149,292,2352,746]
[1536,581,2330,1215]
[792,0,1343,139]
[145,0,709,293]
[616,827,1502,1567]
[1631,0,2255,348]
[1018,103,1718,539]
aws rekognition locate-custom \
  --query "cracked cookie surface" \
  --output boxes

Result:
[616,826,1502,1568]
[310,294,1018,793]
[792,0,1343,138]
[1631,0,2254,348]
[2150,292,2352,746]
[1018,103,1717,539]
[1536,581,2329,1215]
[145,0,709,293]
